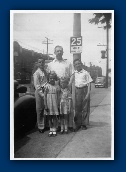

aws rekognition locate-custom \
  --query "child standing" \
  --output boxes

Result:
[44,71,60,137]
[60,78,72,134]
[69,59,93,131]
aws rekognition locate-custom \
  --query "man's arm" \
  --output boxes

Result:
[68,73,74,91]
[44,87,48,109]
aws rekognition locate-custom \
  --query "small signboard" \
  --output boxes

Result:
[70,36,82,54]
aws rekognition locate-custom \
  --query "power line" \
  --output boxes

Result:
[42,37,53,55]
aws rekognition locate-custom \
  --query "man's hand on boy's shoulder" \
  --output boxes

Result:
[38,91,44,97]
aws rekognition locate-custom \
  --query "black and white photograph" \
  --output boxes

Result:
[10,10,114,160]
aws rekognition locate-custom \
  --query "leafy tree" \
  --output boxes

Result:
[89,13,112,29]
[89,13,112,88]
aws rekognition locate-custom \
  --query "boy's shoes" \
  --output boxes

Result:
[48,131,53,137]
[52,131,57,137]
[73,126,81,132]
[81,125,87,130]
[39,129,45,133]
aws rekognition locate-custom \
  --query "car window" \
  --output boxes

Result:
[96,77,105,82]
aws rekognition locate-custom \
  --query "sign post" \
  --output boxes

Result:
[72,13,81,61]
[70,36,82,54]
[71,13,82,130]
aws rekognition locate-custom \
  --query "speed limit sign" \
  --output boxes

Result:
[70,36,82,54]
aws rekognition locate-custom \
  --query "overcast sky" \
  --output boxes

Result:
[12,10,113,75]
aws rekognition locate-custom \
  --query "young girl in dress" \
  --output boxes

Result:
[44,71,60,137]
[60,78,72,134]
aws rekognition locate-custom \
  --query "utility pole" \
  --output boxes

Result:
[106,22,109,88]
[71,13,82,129]
[97,24,109,88]
[73,13,81,61]
[42,37,53,55]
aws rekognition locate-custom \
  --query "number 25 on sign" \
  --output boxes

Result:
[70,36,82,54]
[71,37,82,46]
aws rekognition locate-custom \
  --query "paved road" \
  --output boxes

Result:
[13,83,112,159]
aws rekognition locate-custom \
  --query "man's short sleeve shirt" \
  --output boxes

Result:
[47,59,73,79]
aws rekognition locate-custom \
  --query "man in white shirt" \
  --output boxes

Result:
[47,45,73,131]
[47,45,73,81]
[69,59,93,131]
[33,59,47,133]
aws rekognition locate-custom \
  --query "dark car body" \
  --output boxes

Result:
[95,77,106,88]
[14,80,37,136]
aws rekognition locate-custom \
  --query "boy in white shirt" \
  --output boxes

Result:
[33,59,47,133]
[69,59,93,131]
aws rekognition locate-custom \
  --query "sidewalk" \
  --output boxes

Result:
[14,88,112,159]
[57,89,112,159]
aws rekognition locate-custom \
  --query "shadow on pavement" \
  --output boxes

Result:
[14,127,38,152]
[14,136,31,153]
[88,121,108,128]
[90,103,111,108]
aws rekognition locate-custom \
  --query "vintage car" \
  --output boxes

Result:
[14,80,37,136]
[95,76,106,88]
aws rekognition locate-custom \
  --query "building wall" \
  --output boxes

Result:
[14,41,53,84]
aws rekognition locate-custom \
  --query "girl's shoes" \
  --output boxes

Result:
[60,130,68,134]
[53,131,57,137]
[64,130,68,134]
[60,130,64,134]
[48,131,53,137]
[48,131,57,137]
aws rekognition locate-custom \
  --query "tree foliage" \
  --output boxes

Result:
[89,13,112,29]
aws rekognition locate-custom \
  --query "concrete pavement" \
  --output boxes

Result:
[57,87,112,159]
[14,87,113,159]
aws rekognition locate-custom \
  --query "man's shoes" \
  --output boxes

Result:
[39,129,44,133]
[81,125,87,130]
[57,127,61,132]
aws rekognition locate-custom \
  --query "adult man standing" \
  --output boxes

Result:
[47,45,73,130]
[47,45,73,80]
[33,59,47,133]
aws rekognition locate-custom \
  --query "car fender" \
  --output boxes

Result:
[14,94,37,133]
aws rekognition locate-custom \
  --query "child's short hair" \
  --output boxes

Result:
[73,58,82,64]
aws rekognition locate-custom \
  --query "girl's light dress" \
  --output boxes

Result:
[45,83,59,115]
[60,88,71,115]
